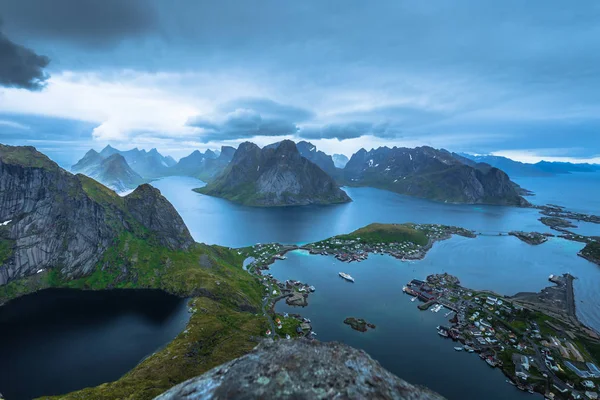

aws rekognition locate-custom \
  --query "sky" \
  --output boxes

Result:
[0,0,599,167]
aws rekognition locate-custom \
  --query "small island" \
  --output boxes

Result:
[539,216,577,230]
[344,317,376,332]
[306,223,476,262]
[509,231,553,245]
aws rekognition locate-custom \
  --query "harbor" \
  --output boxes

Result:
[403,273,600,399]
[240,226,600,400]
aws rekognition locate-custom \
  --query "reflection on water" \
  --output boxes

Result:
[0,289,189,400]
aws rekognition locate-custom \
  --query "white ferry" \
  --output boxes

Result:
[339,272,355,282]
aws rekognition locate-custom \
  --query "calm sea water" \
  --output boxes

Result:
[2,174,596,399]
[271,251,535,400]
[0,289,189,400]
[149,175,599,399]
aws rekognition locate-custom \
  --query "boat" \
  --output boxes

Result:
[437,328,449,337]
[274,254,287,260]
[339,272,355,282]
[485,358,496,367]
[454,347,463,351]
[411,296,417,302]
[464,345,475,353]
[309,285,316,292]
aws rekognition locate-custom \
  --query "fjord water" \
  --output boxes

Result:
[271,251,536,400]
[0,289,189,400]
[151,175,600,332]
[149,174,600,399]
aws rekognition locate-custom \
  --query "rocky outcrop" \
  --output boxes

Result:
[0,145,194,285]
[196,140,351,207]
[155,339,445,400]
[344,317,376,332]
[124,184,194,250]
[343,146,529,206]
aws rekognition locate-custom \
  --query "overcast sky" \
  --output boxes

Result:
[1,0,599,166]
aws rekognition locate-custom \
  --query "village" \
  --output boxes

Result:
[240,226,600,399]
[304,223,476,262]
[404,272,600,399]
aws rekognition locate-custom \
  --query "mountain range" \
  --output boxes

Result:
[99,145,177,178]
[459,153,600,177]
[343,146,529,206]
[72,151,145,192]
[71,141,599,206]
[170,146,236,182]
[196,140,351,206]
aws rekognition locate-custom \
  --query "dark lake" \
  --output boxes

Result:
[0,289,189,400]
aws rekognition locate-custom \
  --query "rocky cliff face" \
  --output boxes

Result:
[344,146,529,206]
[124,184,194,250]
[0,145,194,285]
[296,141,340,178]
[196,140,350,206]
[155,339,445,400]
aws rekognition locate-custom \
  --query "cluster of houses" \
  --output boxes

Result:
[407,274,600,399]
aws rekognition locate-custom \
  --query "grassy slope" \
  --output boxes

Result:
[0,144,59,170]
[335,223,429,246]
[0,170,268,399]
[41,297,268,400]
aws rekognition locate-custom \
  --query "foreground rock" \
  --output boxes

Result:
[344,317,376,332]
[155,339,445,400]
[196,140,350,206]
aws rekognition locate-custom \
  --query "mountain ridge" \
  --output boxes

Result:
[343,146,529,206]
[196,140,351,206]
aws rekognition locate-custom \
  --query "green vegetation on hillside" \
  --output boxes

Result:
[0,144,59,170]
[579,241,600,265]
[0,232,262,310]
[0,232,268,400]
[335,223,429,246]
[42,297,269,400]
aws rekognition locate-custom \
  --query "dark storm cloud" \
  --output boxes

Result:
[0,0,156,48]
[0,24,49,90]
[299,122,373,141]
[188,107,299,142]
[3,0,600,156]
[218,98,315,122]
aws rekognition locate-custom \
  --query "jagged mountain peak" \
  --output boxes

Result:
[197,140,350,206]
[344,145,529,206]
